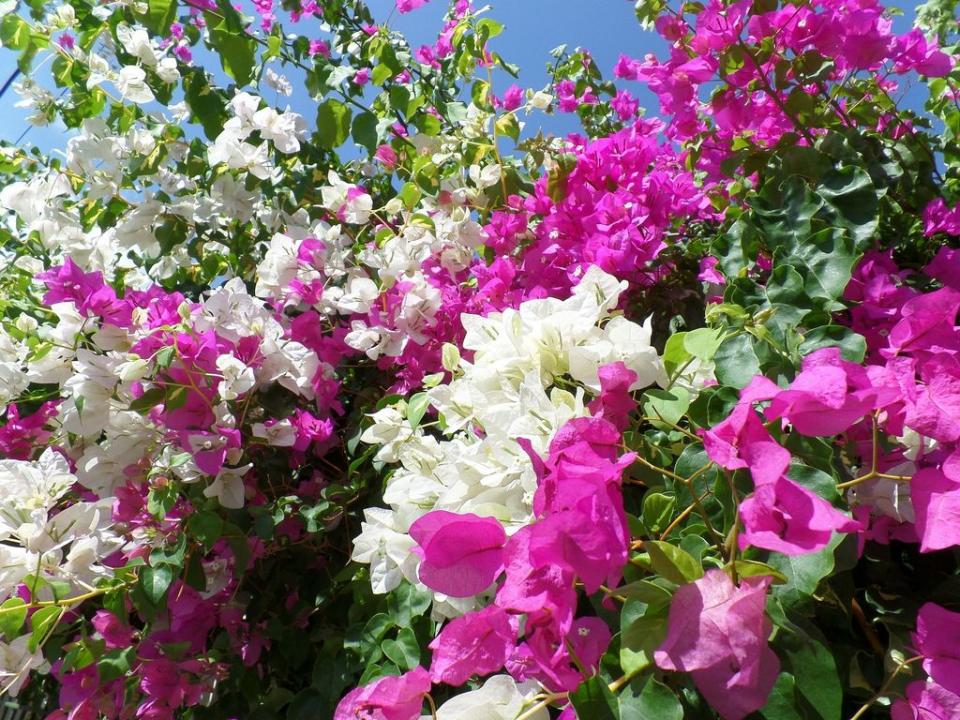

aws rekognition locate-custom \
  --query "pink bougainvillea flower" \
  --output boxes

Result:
[885,288,960,358]
[496,524,578,629]
[587,362,638,431]
[527,504,627,594]
[532,416,634,517]
[702,403,790,486]
[905,355,960,443]
[926,247,960,291]
[911,467,960,553]
[913,603,960,695]
[739,476,859,555]
[92,611,134,649]
[655,570,778,720]
[333,667,431,720]
[428,606,517,686]
[891,681,960,720]
[500,84,523,111]
[507,615,610,692]
[924,198,960,237]
[698,255,725,285]
[409,511,506,597]
[37,258,132,326]
[892,29,953,77]
[395,0,429,12]
[765,348,897,436]
[180,428,242,476]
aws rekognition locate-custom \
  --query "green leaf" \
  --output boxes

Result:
[618,676,683,720]
[729,560,788,584]
[358,613,393,655]
[620,601,669,674]
[187,510,224,548]
[398,182,422,210]
[351,111,379,153]
[139,0,178,34]
[641,492,675,535]
[406,392,430,429]
[129,386,166,414]
[387,582,432,626]
[787,463,840,503]
[475,18,504,42]
[98,647,135,683]
[643,387,690,430]
[788,227,859,303]
[495,113,520,142]
[799,325,866,363]
[683,327,724,361]
[713,334,760,389]
[317,99,352,149]
[371,63,394,86]
[29,606,62,652]
[184,69,227,140]
[644,541,703,584]
[0,14,30,50]
[155,346,176,368]
[662,333,692,377]
[767,534,841,608]
[570,675,620,720]
[750,175,821,251]
[817,165,878,249]
[761,673,806,720]
[140,564,174,605]
[206,7,255,86]
[381,627,419,671]
[147,484,177,519]
[778,621,842,720]
[150,534,187,568]
[614,579,674,605]
[183,552,207,591]
[0,598,28,639]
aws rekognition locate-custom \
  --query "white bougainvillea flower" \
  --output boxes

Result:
[115,65,155,103]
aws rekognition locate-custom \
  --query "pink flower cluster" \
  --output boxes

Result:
[336,414,635,717]
[614,0,952,177]
[893,603,960,719]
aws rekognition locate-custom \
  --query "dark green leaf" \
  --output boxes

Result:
[761,673,806,720]
[187,510,224,547]
[571,675,620,720]
[140,564,174,605]
[767,535,841,608]
[381,627,419,671]
[184,69,228,140]
[619,676,683,720]
[98,647,135,683]
[713,334,760,389]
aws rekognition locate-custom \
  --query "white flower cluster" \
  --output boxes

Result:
[351,266,665,597]
[209,92,308,178]
[0,449,122,601]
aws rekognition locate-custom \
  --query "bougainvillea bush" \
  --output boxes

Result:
[3,0,960,717]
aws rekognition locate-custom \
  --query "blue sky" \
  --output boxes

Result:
[0,0,926,152]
